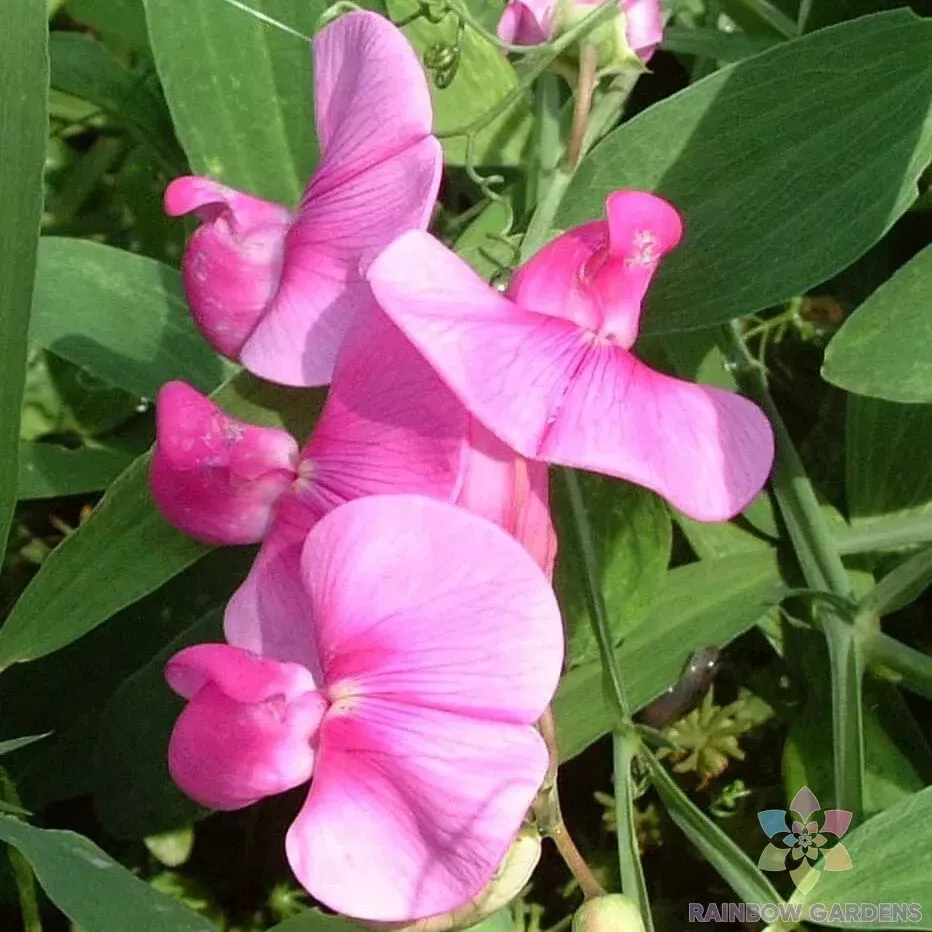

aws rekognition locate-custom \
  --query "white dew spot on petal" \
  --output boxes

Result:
[625,229,661,269]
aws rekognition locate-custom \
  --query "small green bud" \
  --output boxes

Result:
[553,0,647,74]
[572,894,646,932]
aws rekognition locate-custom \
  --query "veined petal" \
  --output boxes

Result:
[240,136,442,387]
[367,231,585,458]
[538,347,775,521]
[165,177,293,358]
[150,381,298,545]
[312,11,435,191]
[286,698,548,920]
[224,523,322,676]
[295,305,466,515]
[166,643,325,811]
[301,495,563,722]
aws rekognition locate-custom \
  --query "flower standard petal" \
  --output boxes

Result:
[622,0,664,61]
[164,177,293,358]
[286,698,549,921]
[238,12,442,387]
[150,381,299,544]
[300,495,564,722]
[165,644,326,811]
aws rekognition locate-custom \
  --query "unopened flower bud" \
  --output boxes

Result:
[572,894,646,932]
[363,829,542,932]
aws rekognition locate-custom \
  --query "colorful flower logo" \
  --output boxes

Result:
[757,786,853,894]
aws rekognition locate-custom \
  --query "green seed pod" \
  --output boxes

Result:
[362,828,542,932]
[572,894,646,932]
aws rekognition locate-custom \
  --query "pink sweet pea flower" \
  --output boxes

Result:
[166,495,563,921]
[366,190,775,523]
[165,11,442,387]
[151,306,466,547]
[498,0,662,62]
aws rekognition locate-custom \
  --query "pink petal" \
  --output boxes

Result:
[367,230,583,458]
[165,643,326,810]
[150,381,299,545]
[294,304,467,516]
[623,0,664,62]
[223,523,322,675]
[538,348,775,521]
[301,495,563,722]
[240,13,442,387]
[164,177,293,359]
[496,0,555,44]
[457,419,556,577]
[286,697,548,920]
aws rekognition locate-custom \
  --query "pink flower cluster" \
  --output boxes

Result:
[151,9,773,924]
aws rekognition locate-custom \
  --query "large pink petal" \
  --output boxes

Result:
[150,381,298,545]
[239,138,442,387]
[367,231,585,459]
[496,0,555,44]
[539,347,775,521]
[286,697,547,920]
[165,643,326,811]
[301,495,563,722]
[457,419,556,577]
[223,522,321,675]
[294,305,467,515]
[312,11,435,189]
[164,177,293,358]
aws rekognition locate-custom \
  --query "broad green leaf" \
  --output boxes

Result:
[31,238,234,399]
[0,735,49,759]
[0,547,254,809]
[454,198,516,280]
[560,12,932,335]
[66,0,152,53]
[388,0,532,166]
[0,372,321,670]
[0,817,213,932]
[823,245,932,403]
[143,0,325,204]
[553,476,671,668]
[18,441,134,500]
[661,24,780,61]
[269,910,361,932]
[48,33,181,169]
[645,750,782,905]
[92,610,223,838]
[0,0,47,555]
[847,396,932,526]
[553,550,788,760]
[791,784,932,926]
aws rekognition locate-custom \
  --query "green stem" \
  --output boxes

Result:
[0,769,41,932]
[529,72,563,224]
[836,512,932,554]
[613,733,653,931]
[718,322,864,821]
[436,0,619,140]
[873,633,932,700]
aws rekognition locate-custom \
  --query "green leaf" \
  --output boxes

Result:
[92,609,223,838]
[17,441,135,500]
[559,11,932,335]
[0,735,49,759]
[48,32,181,169]
[388,0,532,166]
[0,372,321,671]
[661,24,780,61]
[143,0,325,204]
[66,0,152,53]
[847,396,932,526]
[792,785,932,926]
[644,749,782,905]
[31,238,234,399]
[0,817,213,932]
[268,910,361,932]
[553,550,788,760]
[454,198,516,280]
[823,244,932,404]
[0,0,47,556]
[553,476,671,668]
